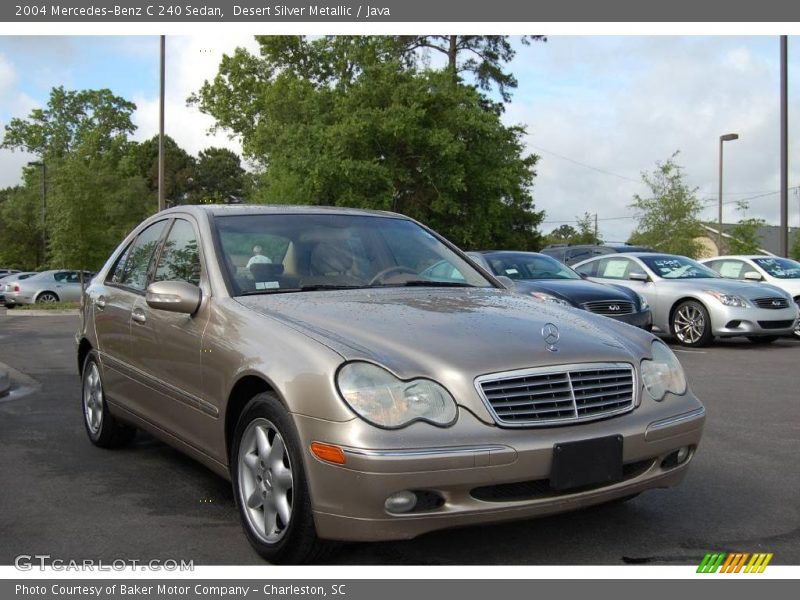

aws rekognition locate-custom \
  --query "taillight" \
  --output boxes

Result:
[12,283,20,292]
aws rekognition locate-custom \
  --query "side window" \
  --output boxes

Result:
[53,271,69,283]
[574,260,597,277]
[716,260,746,279]
[118,220,169,292]
[154,219,202,286]
[596,257,632,279]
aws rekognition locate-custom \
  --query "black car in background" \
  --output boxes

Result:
[541,244,655,266]
[468,251,652,330]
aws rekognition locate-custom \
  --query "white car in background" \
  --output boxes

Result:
[3,270,93,307]
[699,255,800,339]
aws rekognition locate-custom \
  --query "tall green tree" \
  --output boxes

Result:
[123,135,196,206]
[0,181,43,268]
[727,201,765,255]
[191,36,544,249]
[628,153,704,257]
[192,147,246,203]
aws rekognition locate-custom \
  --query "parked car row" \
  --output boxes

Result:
[77,206,706,564]
[0,270,95,308]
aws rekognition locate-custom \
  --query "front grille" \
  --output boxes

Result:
[476,363,635,427]
[753,297,790,309]
[758,320,795,329]
[582,300,635,316]
[471,459,654,502]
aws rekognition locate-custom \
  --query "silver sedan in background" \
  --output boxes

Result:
[573,253,798,347]
[3,270,93,307]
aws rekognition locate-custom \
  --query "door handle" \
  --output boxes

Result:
[132,308,147,325]
[95,296,106,310]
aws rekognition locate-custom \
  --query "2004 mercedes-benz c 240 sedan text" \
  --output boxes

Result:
[77,205,705,563]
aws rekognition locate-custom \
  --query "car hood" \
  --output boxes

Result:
[660,278,791,300]
[236,288,654,420]
[510,279,635,306]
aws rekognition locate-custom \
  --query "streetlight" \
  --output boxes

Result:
[27,160,46,267]
[718,133,739,253]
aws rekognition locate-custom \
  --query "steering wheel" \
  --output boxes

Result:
[368,266,418,285]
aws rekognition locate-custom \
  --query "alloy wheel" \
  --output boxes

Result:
[37,293,58,304]
[237,418,294,544]
[82,362,103,435]
[673,304,705,345]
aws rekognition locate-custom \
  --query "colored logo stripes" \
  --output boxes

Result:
[697,552,773,573]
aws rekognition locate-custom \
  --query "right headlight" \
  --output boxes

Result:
[706,290,750,308]
[640,341,687,401]
[336,362,458,429]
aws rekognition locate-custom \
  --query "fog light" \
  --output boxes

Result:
[676,446,690,464]
[661,446,691,469]
[384,491,417,514]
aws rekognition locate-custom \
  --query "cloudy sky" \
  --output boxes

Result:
[1,35,799,241]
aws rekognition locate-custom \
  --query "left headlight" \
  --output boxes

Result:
[637,293,649,310]
[706,290,750,308]
[530,291,571,306]
[337,362,458,429]
[640,341,687,401]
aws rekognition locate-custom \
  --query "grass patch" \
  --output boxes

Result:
[15,302,81,311]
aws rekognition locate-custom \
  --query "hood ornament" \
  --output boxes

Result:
[542,323,560,352]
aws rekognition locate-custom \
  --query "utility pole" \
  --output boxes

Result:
[718,133,739,253]
[594,213,598,244]
[158,35,166,212]
[779,35,789,257]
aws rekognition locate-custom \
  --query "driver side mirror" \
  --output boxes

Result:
[495,275,516,290]
[146,280,202,315]
[628,271,650,282]
[743,271,763,281]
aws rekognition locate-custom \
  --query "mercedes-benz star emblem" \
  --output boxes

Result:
[542,323,560,352]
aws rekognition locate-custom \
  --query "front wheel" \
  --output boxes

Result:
[231,392,333,564]
[670,300,714,347]
[82,352,136,448]
[793,299,800,339]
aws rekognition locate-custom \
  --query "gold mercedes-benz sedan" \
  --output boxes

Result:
[77,205,705,563]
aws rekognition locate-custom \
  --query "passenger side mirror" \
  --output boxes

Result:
[628,271,649,282]
[744,271,763,281]
[146,280,202,315]
[495,275,516,290]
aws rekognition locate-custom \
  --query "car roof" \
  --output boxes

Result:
[701,255,782,260]
[159,204,407,220]
[474,250,548,257]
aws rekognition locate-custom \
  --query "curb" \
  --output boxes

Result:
[3,310,80,317]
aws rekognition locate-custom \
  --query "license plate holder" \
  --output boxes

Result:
[550,435,624,491]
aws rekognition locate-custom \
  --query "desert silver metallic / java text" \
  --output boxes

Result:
[237,418,294,543]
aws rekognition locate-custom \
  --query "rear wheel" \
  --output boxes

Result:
[82,352,136,448]
[231,392,334,564]
[794,298,800,339]
[36,291,59,304]
[670,300,713,347]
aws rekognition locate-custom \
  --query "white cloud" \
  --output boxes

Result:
[507,37,800,242]
[0,52,41,188]
[131,35,260,160]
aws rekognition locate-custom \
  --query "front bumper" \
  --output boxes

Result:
[294,392,705,542]
[606,308,652,331]
[709,303,799,337]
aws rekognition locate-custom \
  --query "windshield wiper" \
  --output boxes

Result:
[239,284,367,296]
[374,280,477,288]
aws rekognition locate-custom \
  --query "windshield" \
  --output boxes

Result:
[486,253,581,280]
[214,213,493,295]
[640,255,719,279]
[752,257,800,279]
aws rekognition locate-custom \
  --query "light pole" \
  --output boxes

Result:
[718,133,739,253]
[158,34,166,212]
[27,161,46,267]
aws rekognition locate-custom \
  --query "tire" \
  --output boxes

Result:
[231,392,334,564]
[81,351,136,448]
[794,299,800,340]
[36,291,59,304]
[747,336,779,344]
[5,304,15,309]
[670,300,714,347]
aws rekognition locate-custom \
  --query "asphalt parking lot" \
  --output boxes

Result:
[1,313,798,566]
